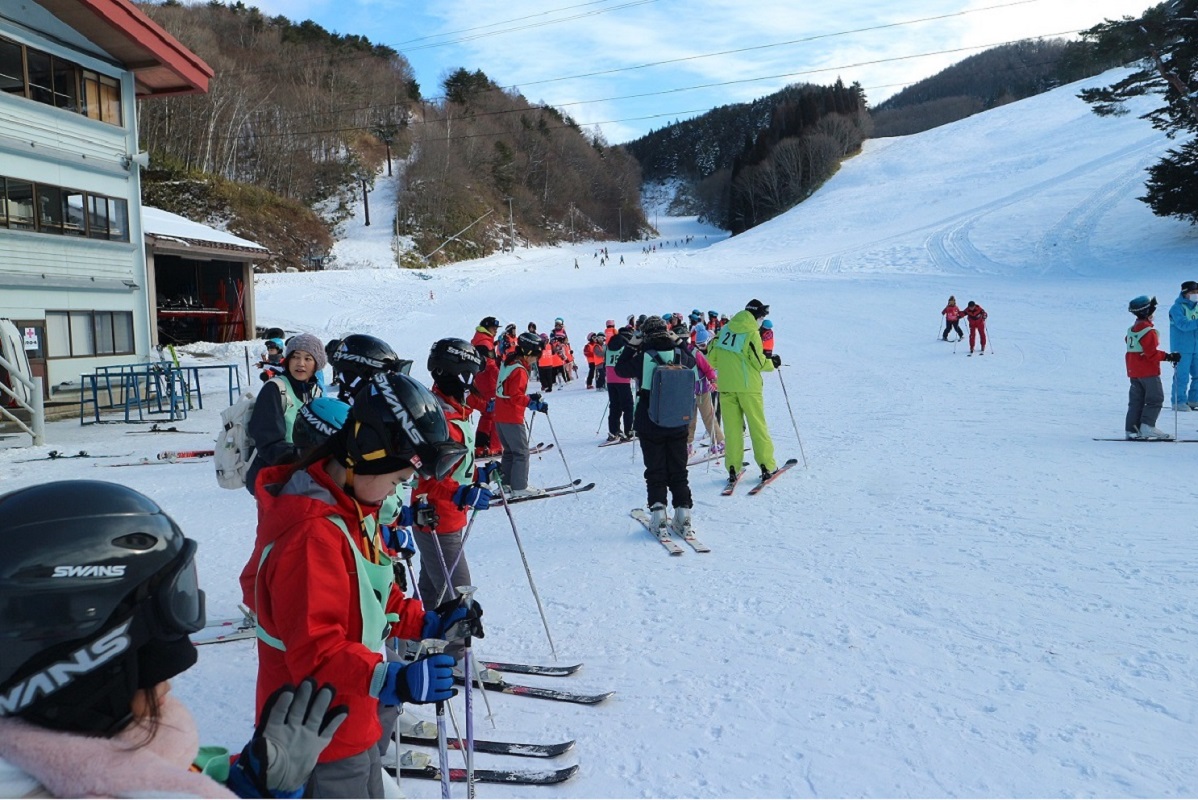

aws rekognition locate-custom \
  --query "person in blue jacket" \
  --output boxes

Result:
[1168,280,1198,411]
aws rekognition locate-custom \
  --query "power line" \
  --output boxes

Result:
[514,0,1042,89]
[392,0,624,46]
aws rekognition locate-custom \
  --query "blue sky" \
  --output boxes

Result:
[245,0,1151,143]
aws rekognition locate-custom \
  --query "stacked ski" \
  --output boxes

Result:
[396,720,575,758]
[453,673,613,704]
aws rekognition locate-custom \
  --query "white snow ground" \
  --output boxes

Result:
[3,68,1197,797]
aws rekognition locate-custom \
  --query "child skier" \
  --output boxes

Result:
[615,316,698,536]
[1125,295,1181,439]
[414,338,495,607]
[496,332,550,497]
[604,324,635,441]
[941,297,964,341]
[468,318,502,457]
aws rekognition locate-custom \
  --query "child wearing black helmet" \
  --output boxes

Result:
[242,372,480,797]
[495,332,549,497]
[1125,295,1181,440]
[0,481,347,798]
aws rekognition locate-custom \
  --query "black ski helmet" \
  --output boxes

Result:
[340,372,466,481]
[428,338,484,378]
[516,331,545,356]
[293,397,351,452]
[324,338,342,366]
[428,338,484,399]
[478,316,500,330]
[331,334,405,402]
[0,481,205,736]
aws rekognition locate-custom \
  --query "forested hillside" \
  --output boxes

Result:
[626,80,869,234]
[136,1,646,269]
[870,38,1134,138]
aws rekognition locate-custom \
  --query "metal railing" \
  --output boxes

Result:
[0,351,45,445]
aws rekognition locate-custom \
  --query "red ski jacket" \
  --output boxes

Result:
[494,359,531,424]
[963,305,988,325]
[242,459,425,763]
[466,330,498,416]
[1126,319,1167,378]
[942,304,962,321]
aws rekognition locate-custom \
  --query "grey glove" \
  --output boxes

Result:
[255,679,348,794]
[626,332,643,348]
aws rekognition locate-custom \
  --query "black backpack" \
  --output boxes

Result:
[646,350,695,428]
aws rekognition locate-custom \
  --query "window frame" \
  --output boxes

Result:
[0,34,122,127]
[45,309,136,359]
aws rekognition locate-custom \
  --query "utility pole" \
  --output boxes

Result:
[618,205,623,242]
[361,177,371,227]
[507,197,514,252]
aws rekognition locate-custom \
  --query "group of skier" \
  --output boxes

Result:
[939,296,989,354]
[0,295,796,797]
[1121,280,1198,440]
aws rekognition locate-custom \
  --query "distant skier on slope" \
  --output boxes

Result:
[962,301,988,354]
[941,296,964,341]
[1125,295,1180,440]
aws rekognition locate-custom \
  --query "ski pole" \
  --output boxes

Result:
[540,410,579,498]
[456,584,479,798]
[421,638,453,800]
[1174,362,1179,441]
[526,407,536,439]
[493,474,560,660]
[594,398,609,435]
[775,367,809,468]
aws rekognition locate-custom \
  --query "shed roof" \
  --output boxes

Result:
[143,206,269,258]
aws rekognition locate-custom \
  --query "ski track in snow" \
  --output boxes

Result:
[2,67,1198,797]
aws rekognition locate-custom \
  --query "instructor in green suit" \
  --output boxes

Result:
[705,299,782,486]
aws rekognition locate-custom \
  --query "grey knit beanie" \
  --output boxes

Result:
[285,333,327,372]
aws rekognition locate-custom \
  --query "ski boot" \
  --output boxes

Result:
[669,506,693,538]
[648,502,668,535]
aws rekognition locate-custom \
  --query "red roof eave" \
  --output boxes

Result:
[66,0,213,96]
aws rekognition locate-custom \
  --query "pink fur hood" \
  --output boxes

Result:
[0,695,235,798]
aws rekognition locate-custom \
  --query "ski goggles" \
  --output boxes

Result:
[146,538,206,639]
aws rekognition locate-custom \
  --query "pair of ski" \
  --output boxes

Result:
[598,435,635,448]
[385,750,579,786]
[630,508,709,555]
[102,449,215,468]
[126,423,204,434]
[687,449,726,467]
[497,478,596,504]
[722,457,799,496]
[14,449,131,463]
[1093,437,1198,443]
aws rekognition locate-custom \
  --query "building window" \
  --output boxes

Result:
[1,174,127,241]
[0,39,23,96]
[0,35,121,126]
[46,310,135,358]
[3,178,35,230]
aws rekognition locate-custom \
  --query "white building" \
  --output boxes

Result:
[0,0,212,397]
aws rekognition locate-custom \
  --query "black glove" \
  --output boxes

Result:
[237,679,348,796]
[528,392,542,403]
[425,596,486,641]
[1167,352,1182,363]
[770,354,782,368]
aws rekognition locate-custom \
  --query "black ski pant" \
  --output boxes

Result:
[943,320,963,339]
[639,429,692,509]
[607,382,633,436]
[539,366,558,392]
[586,362,598,388]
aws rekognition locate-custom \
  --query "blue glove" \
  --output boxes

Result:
[485,399,495,413]
[529,400,549,413]
[382,524,416,558]
[475,461,501,485]
[397,504,415,528]
[379,654,456,705]
[422,597,485,641]
[452,484,492,510]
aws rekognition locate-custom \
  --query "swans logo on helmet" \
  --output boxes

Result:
[0,621,132,716]
[373,376,425,445]
[52,565,127,578]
